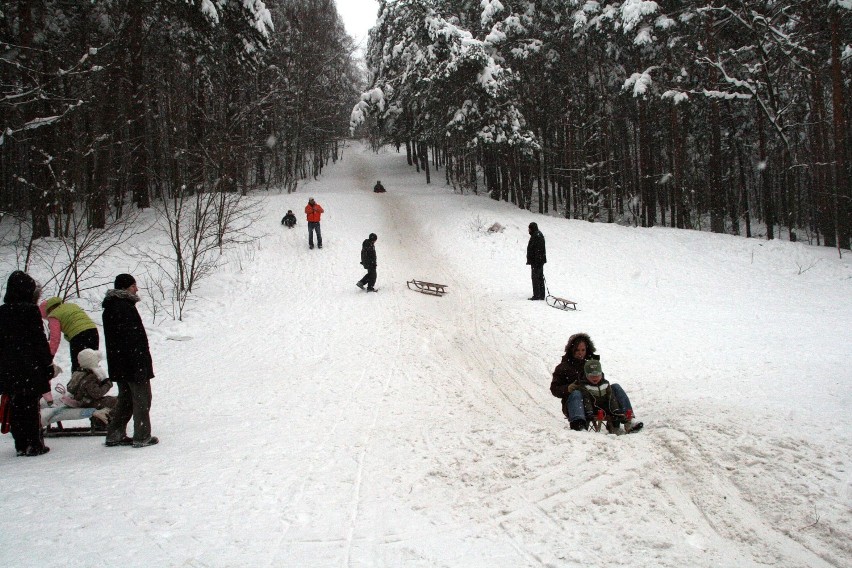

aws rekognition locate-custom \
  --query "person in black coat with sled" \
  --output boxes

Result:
[356,233,378,292]
[102,274,158,448]
[526,222,546,300]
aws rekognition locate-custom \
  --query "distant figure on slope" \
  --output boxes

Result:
[526,222,546,300]
[373,180,386,193]
[39,296,100,373]
[102,274,158,448]
[305,198,324,249]
[356,233,378,292]
[281,210,297,229]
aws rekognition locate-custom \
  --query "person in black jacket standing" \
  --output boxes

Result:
[356,233,378,292]
[102,274,158,448]
[0,271,57,456]
[526,222,547,300]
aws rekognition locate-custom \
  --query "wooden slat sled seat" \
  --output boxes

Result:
[406,279,448,297]
[546,295,577,311]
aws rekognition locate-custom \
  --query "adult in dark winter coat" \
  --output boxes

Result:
[551,333,640,432]
[0,271,57,456]
[526,222,546,300]
[102,274,157,448]
[373,180,386,193]
[356,233,378,292]
[551,333,597,401]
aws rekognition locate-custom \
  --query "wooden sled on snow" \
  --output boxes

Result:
[546,294,577,311]
[40,405,107,437]
[406,279,448,297]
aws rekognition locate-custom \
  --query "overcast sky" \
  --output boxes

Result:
[337,0,381,53]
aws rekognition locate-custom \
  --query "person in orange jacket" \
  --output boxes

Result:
[304,197,324,249]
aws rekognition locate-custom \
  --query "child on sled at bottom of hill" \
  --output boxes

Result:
[563,359,643,434]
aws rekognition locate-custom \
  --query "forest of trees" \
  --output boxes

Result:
[352,0,851,251]
[1,0,361,313]
[1,0,360,238]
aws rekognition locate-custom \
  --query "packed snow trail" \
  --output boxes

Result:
[1,143,850,568]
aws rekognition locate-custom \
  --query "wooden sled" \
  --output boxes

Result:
[546,294,577,311]
[41,406,106,437]
[406,279,448,297]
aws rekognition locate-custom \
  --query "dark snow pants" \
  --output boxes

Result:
[530,264,545,300]
[106,380,152,443]
[10,392,44,453]
[69,328,99,373]
[358,266,377,290]
[308,222,322,248]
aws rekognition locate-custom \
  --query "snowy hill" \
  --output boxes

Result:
[1,143,850,568]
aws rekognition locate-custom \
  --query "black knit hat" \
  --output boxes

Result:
[114,273,136,290]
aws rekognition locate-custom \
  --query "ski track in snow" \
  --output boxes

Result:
[1,143,850,568]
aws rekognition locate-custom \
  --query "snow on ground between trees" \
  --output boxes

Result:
[1,143,850,568]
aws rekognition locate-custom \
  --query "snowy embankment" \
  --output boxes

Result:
[1,143,850,568]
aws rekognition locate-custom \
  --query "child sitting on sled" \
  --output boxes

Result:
[564,360,643,434]
[43,349,115,430]
[281,210,297,228]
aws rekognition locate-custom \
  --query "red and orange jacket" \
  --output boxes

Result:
[305,202,324,222]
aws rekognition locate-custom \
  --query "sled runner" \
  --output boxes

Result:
[406,279,448,297]
[546,294,577,311]
[587,409,643,435]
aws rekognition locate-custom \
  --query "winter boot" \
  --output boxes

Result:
[570,419,587,431]
[356,282,365,290]
[133,436,159,448]
[25,445,50,456]
[624,420,644,434]
[105,436,133,447]
[605,421,622,435]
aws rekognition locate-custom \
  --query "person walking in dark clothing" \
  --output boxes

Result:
[526,222,546,300]
[0,271,58,456]
[356,233,378,292]
[281,210,297,228]
[102,274,158,448]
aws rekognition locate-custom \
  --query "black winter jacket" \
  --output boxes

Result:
[527,230,546,266]
[102,290,154,383]
[0,303,53,396]
[360,239,377,268]
[550,333,598,398]
[0,271,53,396]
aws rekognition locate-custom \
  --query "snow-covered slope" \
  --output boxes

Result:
[2,143,850,568]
